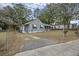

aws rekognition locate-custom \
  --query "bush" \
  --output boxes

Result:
[63,30,68,35]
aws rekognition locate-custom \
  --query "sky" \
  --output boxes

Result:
[70,20,79,25]
[0,3,47,9]
[25,3,46,9]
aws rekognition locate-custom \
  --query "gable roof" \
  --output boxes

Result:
[23,18,52,27]
[24,18,42,25]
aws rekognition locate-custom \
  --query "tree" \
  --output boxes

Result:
[0,4,32,54]
[37,3,79,38]
[13,4,30,25]
[38,4,56,24]
[34,8,41,18]
[0,4,31,30]
[38,3,79,25]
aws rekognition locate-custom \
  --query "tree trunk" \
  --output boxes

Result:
[63,24,65,39]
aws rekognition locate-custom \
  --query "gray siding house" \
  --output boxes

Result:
[20,19,45,33]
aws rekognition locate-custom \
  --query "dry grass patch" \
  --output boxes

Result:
[0,32,26,56]
[30,30,79,43]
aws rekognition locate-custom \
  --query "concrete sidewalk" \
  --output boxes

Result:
[15,39,79,56]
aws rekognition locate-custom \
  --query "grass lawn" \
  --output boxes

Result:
[30,30,79,43]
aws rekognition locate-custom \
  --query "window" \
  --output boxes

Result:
[32,24,37,28]
[40,25,43,28]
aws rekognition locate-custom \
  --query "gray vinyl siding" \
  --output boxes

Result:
[29,20,45,33]
[22,19,45,33]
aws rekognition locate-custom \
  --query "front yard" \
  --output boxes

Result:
[30,30,79,43]
[0,30,78,55]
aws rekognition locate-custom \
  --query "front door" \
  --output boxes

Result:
[24,25,29,32]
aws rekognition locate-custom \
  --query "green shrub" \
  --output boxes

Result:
[63,30,68,34]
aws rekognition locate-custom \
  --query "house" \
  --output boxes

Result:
[52,20,79,30]
[51,23,73,30]
[19,19,52,33]
[20,19,50,33]
[43,23,52,31]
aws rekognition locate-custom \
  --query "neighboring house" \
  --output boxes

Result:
[51,24,73,30]
[20,19,46,33]
[51,22,73,30]
[53,20,79,30]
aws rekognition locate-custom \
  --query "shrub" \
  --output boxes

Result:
[63,30,68,35]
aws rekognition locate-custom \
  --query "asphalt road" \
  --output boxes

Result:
[19,38,54,52]
[16,39,79,56]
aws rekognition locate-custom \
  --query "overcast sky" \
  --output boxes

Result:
[0,3,46,9]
